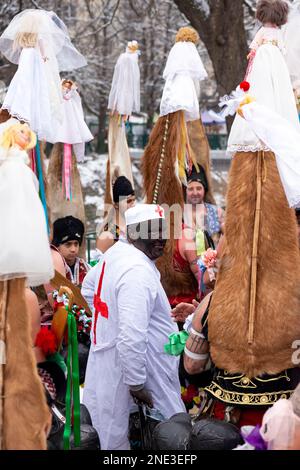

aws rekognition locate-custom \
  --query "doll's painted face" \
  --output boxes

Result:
[14,126,31,149]
[62,80,73,90]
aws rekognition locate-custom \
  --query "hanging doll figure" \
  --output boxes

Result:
[208,0,300,378]
[103,40,140,208]
[0,122,53,286]
[0,9,87,143]
[55,79,93,163]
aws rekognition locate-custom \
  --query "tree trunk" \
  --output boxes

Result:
[174,0,248,129]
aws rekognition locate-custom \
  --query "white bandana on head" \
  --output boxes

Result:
[125,204,165,226]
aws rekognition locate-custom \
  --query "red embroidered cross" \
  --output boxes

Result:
[93,261,109,344]
[155,205,163,217]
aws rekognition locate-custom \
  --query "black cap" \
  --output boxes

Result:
[113,176,134,203]
[187,165,208,193]
[52,216,84,247]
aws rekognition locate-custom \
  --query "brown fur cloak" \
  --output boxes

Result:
[0,279,50,449]
[208,151,300,378]
[141,112,198,298]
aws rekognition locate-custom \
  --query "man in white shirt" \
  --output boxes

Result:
[82,204,185,450]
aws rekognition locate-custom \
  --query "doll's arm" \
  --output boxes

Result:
[38,38,49,62]
[248,28,264,58]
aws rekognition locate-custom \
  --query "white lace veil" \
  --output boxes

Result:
[108,42,140,116]
[0,9,87,71]
[162,41,208,82]
[283,1,300,90]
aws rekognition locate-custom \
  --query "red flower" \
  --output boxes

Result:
[240,81,250,92]
[35,327,57,356]
[181,384,198,403]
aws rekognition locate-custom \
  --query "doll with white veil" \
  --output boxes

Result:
[108,40,140,119]
[103,40,141,207]
[227,0,300,155]
[0,123,53,286]
[0,9,87,143]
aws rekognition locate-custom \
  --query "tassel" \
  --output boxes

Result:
[30,148,37,175]
[35,141,49,233]
[63,143,72,201]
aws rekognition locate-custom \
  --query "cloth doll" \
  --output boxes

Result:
[0,9,87,143]
[0,122,53,286]
[55,79,93,163]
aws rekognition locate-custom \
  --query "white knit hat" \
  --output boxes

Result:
[125,204,165,226]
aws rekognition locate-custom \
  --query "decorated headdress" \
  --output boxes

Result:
[187,164,208,193]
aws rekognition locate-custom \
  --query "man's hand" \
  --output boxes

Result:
[171,299,199,323]
[130,387,153,408]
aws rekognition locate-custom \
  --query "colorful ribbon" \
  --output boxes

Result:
[35,141,49,233]
[164,331,189,356]
[197,258,207,295]
[30,148,37,175]
[63,309,81,450]
[196,229,206,257]
[63,143,72,201]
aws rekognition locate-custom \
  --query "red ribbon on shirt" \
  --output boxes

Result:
[93,261,109,344]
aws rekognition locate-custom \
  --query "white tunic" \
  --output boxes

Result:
[82,240,185,450]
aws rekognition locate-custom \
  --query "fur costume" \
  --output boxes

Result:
[142,28,211,299]
[47,143,86,258]
[209,0,300,379]
[142,112,197,297]
[208,151,300,378]
[0,279,50,449]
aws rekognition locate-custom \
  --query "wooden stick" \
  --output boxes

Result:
[0,281,8,450]
[248,151,263,344]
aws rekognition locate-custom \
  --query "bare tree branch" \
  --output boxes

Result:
[244,0,256,16]
[29,0,42,8]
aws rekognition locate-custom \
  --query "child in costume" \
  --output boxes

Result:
[0,9,87,143]
[0,122,53,286]
[52,216,90,288]
[55,79,93,162]
[209,0,300,381]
